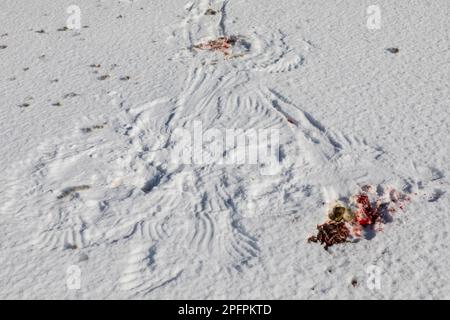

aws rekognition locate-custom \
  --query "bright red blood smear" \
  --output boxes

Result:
[355,194,379,225]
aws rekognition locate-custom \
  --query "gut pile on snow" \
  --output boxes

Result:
[308,185,411,250]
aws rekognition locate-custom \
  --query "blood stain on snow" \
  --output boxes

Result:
[308,185,411,250]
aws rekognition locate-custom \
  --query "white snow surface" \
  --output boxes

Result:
[0,0,449,299]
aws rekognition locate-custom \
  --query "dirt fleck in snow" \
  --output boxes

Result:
[97,74,110,80]
[386,47,400,54]
[63,92,79,99]
[57,185,91,199]
[205,9,217,15]
[81,123,106,133]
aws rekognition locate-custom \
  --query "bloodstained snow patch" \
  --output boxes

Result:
[193,36,237,56]
[308,185,411,250]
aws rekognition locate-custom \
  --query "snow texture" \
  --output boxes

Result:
[0,0,449,299]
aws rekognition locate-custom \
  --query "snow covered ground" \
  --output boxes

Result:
[0,0,448,299]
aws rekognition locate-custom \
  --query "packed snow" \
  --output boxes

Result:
[0,0,449,299]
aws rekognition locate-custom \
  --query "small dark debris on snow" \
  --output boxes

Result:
[23,67,29,71]
[52,102,61,106]
[18,103,30,108]
[119,76,130,81]
[89,63,101,68]
[205,9,217,15]
[117,15,123,19]
[81,123,106,133]
[35,29,46,34]
[386,47,399,54]
[97,74,110,80]
[1,33,8,37]
[65,243,78,250]
[63,92,79,99]
[351,278,358,287]
[57,26,69,32]
[287,117,296,124]
[0,45,7,50]
[50,79,59,83]
[57,185,91,199]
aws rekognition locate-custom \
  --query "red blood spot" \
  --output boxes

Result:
[355,194,379,226]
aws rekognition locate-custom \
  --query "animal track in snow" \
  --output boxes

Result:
[1,117,136,250]
[119,243,184,296]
